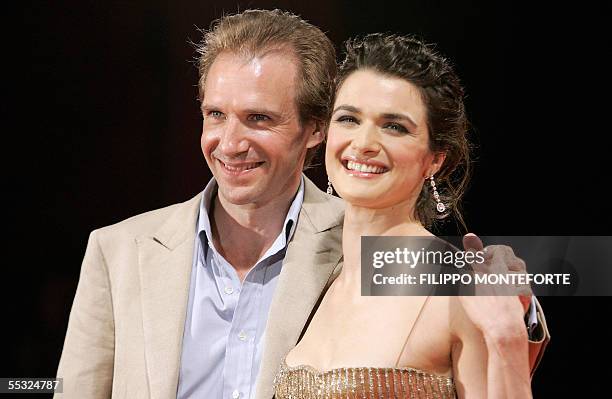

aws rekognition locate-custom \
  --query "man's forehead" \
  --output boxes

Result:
[202,49,299,106]
[248,57,264,77]
[211,48,298,77]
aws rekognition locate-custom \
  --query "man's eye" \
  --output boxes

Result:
[383,122,409,134]
[336,115,358,124]
[206,110,224,119]
[249,114,270,121]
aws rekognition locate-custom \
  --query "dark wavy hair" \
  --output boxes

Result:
[337,33,471,230]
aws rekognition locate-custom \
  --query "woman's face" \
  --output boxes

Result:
[325,69,444,210]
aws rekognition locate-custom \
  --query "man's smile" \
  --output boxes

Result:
[217,159,265,175]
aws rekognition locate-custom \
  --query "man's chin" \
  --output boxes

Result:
[216,185,266,206]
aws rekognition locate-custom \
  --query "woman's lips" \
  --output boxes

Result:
[341,159,389,177]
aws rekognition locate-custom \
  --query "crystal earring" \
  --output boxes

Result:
[429,175,446,213]
[326,180,333,195]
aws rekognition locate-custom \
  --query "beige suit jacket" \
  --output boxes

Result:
[56,176,549,398]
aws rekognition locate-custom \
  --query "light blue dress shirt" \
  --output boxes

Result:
[177,177,304,399]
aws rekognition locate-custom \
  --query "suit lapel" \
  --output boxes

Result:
[136,194,201,399]
[134,179,344,399]
[254,177,344,399]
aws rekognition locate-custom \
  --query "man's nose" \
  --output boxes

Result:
[218,117,249,156]
[351,124,381,155]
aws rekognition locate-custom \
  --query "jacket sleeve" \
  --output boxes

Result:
[55,230,115,398]
[527,296,550,378]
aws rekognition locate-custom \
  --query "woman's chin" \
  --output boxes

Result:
[335,189,392,209]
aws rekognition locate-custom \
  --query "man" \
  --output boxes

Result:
[56,9,548,399]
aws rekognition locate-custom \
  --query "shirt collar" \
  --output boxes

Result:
[196,176,304,260]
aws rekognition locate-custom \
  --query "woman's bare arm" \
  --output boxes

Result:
[451,296,532,398]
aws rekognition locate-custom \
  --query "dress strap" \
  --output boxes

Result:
[394,295,431,367]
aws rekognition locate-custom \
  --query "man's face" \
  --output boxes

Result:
[201,51,322,207]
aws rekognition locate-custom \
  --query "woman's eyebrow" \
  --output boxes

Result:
[381,112,418,129]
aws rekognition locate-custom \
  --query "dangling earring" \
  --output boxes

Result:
[326,180,333,195]
[429,175,446,213]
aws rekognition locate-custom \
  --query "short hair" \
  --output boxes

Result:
[196,9,337,168]
[337,33,471,230]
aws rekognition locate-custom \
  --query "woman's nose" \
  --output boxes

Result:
[350,124,381,155]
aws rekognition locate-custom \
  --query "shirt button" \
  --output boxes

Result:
[232,390,240,399]
[224,286,234,295]
[238,331,247,341]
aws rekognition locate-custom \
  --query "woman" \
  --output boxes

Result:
[274,34,532,398]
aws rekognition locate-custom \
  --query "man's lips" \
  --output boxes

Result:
[217,159,265,174]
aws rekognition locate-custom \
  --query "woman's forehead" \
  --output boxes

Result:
[335,69,427,122]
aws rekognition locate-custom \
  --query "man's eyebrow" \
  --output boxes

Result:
[200,104,218,112]
[200,104,283,120]
[332,104,360,114]
[243,108,282,119]
[380,112,418,129]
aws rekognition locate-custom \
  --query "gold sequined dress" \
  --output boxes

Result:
[274,357,456,398]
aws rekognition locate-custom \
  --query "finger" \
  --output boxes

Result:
[508,259,526,273]
[506,254,527,273]
[463,233,484,253]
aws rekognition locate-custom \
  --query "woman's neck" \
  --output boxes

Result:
[338,200,433,287]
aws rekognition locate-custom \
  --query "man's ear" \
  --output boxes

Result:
[305,120,325,149]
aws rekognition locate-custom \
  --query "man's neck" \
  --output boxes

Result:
[210,179,300,281]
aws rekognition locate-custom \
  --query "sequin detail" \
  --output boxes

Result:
[274,358,456,398]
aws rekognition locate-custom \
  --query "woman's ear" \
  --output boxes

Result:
[428,152,447,177]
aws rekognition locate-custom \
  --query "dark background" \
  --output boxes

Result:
[7,0,610,396]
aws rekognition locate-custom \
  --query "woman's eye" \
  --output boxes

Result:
[336,115,358,124]
[249,114,270,121]
[384,122,409,133]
